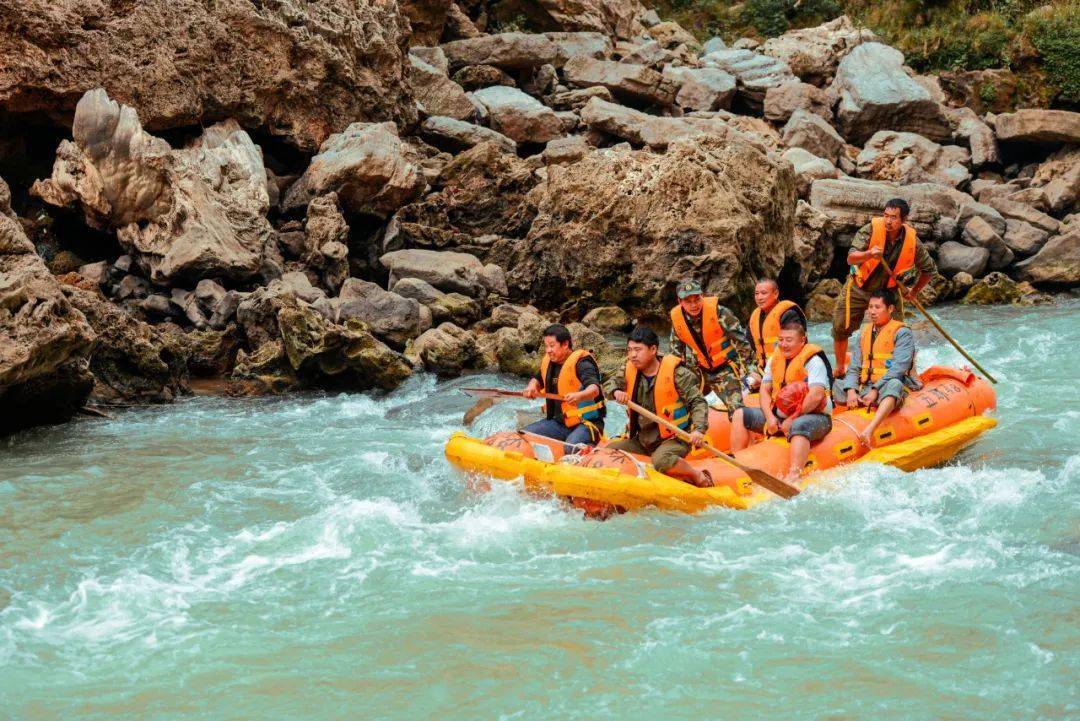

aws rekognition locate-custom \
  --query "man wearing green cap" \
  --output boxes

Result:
[668,280,751,412]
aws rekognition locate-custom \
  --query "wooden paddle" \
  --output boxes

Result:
[619,399,800,499]
[879,259,998,383]
[461,387,565,426]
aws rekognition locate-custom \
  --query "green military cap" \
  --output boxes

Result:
[676,279,703,299]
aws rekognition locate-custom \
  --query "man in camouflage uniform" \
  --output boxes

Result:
[667,280,752,413]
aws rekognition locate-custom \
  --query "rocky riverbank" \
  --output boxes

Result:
[1,1,1077,434]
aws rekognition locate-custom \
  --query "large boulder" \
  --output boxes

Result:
[440,33,560,71]
[1030,148,1080,215]
[579,98,762,151]
[960,216,1013,270]
[791,200,835,289]
[1002,219,1050,257]
[763,82,831,124]
[582,305,632,332]
[759,16,876,87]
[856,131,971,188]
[380,248,499,297]
[504,135,797,312]
[0,0,414,151]
[409,322,480,375]
[303,194,351,294]
[563,57,677,106]
[805,278,843,321]
[282,122,425,217]
[986,197,1060,236]
[420,116,517,154]
[945,107,999,169]
[545,31,615,65]
[0,179,96,432]
[408,55,475,121]
[331,278,431,348]
[782,148,840,198]
[1015,228,1080,286]
[469,86,564,144]
[961,272,1050,306]
[662,67,737,112]
[937,241,988,277]
[32,90,272,285]
[701,48,796,110]
[830,43,951,144]
[994,110,1080,145]
[781,109,846,164]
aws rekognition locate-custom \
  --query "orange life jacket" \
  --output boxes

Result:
[625,354,689,440]
[769,343,830,396]
[539,349,604,428]
[854,217,917,289]
[749,300,800,368]
[859,319,907,385]
[669,297,738,372]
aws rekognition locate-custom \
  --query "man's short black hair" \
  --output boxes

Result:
[869,288,897,307]
[780,320,806,336]
[628,325,659,347]
[542,323,572,346]
[885,198,910,218]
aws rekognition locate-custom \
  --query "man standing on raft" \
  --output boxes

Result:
[608,327,714,488]
[730,322,834,484]
[668,279,750,412]
[833,199,935,375]
[743,278,806,400]
[522,324,605,453]
[832,290,921,448]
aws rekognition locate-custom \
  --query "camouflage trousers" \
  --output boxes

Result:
[699,366,744,413]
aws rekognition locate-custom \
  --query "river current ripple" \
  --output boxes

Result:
[1,301,1077,720]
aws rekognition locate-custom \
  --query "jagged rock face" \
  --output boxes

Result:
[32,90,273,285]
[282,122,426,218]
[759,16,876,87]
[507,137,797,314]
[63,286,190,404]
[0,177,96,432]
[855,131,972,188]
[0,0,415,151]
[1016,228,1080,286]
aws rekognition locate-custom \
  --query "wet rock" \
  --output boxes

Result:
[409,322,480,375]
[470,86,563,144]
[961,271,1051,306]
[304,194,351,294]
[662,67,737,112]
[759,16,875,87]
[33,91,271,284]
[428,292,482,326]
[0,0,414,151]
[490,303,540,330]
[563,57,677,106]
[994,110,1080,145]
[516,310,550,350]
[937,241,989,277]
[420,116,517,154]
[805,278,843,322]
[830,43,951,144]
[582,305,631,332]
[441,33,560,72]
[334,279,431,348]
[488,326,539,377]
[1015,228,1080,286]
[408,56,476,121]
[961,216,1013,270]
[856,131,971,188]
[763,81,831,124]
[282,122,425,217]
[506,134,796,312]
[782,109,845,164]
[232,340,297,394]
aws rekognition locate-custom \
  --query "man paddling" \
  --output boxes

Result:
[608,326,713,488]
[668,279,750,412]
[833,199,935,375]
[832,289,921,448]
[521,324,605,453]
[730,322,833,484]
[743,278,806,399]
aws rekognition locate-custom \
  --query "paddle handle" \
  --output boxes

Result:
[879,260,998,383]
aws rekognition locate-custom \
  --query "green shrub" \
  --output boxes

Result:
[740,0,843,38]
[1027,7,1080,104]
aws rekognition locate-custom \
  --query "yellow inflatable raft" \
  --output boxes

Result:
[445,366,997,513]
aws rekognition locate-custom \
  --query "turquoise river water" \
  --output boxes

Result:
[1,301,1078,720]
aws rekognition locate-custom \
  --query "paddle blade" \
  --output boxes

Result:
[746,468,800,499]
[463,397,497,426]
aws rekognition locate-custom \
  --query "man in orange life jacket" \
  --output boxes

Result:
[742,278,806,401]
[730,322,834,484]
[833,198,935,375]
[832,289,921,449]
[607,326,713,488]
[668,279,750,412]
[521,324,605,454]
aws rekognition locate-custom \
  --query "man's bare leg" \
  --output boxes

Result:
[785,436,811,484]
[858,396,897,448]
[665,457,711,487]
[729,408,750,451]
[833,338,849,377]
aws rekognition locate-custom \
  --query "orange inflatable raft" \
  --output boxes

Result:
[444,366,997,513]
